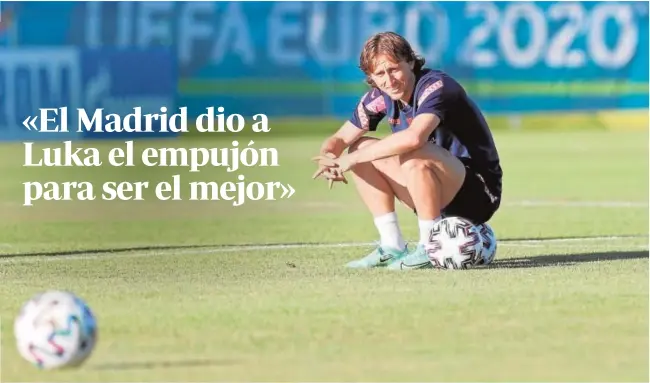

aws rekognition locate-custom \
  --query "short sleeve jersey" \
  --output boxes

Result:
[349,68,503,196]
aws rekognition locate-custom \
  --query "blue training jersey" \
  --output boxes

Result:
[349,68,502,196]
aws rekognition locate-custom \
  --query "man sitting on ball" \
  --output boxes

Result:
[312,31,503,270]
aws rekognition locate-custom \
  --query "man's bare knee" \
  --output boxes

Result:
[400,148,437,174]
[398,145,466,207]
[400,156,431,174]
[348,137,395,172]
[399,145,460,173]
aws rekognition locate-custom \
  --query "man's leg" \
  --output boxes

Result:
[386,143,467,270]
[401,144,466,238]
[344,137,412,268]
[343,138,466,269]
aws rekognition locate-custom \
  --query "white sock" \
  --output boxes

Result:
[418,217,441,246]
[374,212,406,251]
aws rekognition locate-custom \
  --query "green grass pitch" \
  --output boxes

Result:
[0,128,647,382]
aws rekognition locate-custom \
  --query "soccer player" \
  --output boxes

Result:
[312,32,503,270]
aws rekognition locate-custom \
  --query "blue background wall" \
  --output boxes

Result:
[0,1,647,128]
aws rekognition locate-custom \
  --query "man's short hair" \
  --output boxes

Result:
[359,32,426,87]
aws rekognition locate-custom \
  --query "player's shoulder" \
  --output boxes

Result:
[414,69,462,106]
[415,69,460,92]
[416,68,460,84]
[357,87,390,114]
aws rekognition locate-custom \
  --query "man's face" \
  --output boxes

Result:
[369,54,415,102]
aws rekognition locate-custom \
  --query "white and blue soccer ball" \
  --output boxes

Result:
[14,290,97,370]
[476,222,497,265]
[425,217,497,269]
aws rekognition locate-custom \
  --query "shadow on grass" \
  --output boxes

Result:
[489,250,649,269]
[0,244,217,258]
[91,358,237,370]
[0,234,647,258]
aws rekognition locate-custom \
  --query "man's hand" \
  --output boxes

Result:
[312,153,350,189]
[313,153,356,173]
[314,121,366,189]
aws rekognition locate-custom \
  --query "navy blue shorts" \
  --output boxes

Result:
[441,157,500,225]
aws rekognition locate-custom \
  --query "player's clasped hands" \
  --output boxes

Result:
[311,153,350,190]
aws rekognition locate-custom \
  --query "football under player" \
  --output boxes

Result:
[313,32,503,270]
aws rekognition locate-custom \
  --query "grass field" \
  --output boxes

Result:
[0,128,648,382]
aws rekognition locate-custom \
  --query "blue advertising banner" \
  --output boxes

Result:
[0,47,176,141]
[0,1,647,118]
[79,48,177,139]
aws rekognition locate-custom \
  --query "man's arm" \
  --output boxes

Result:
[347,113,440,165]
[313,89,387,183]
[319,121,367,158]
[313,121,367,186]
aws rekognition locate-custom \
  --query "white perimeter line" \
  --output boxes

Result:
[505,200,648,208]
[0,235,647,263]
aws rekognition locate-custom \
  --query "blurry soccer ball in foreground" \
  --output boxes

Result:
[14,290,97,370]
[426,217,497,269]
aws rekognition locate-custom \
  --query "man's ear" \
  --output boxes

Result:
[409,60,415,70]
